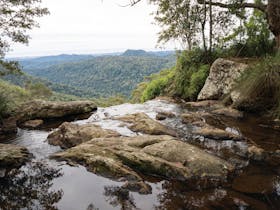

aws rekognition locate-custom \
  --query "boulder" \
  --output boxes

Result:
[21,119,44,129]
[185,100,222,109]
[52,135,234,183]
[115,113,177,137]
[247,145,266,161]
[17,100,97,123]
[211,107,243,119]
[0,143,30,177]
[198,58,248,100]
[48,122,120,149]
[193,125,243,141]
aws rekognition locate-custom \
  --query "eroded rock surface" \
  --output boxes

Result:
[198,58,248,100]
[22,119,44,129]
[48,122,120,149]
[52,135,234,184]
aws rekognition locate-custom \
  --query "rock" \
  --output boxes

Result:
[211,107,243,119]
[52,135,234,183]
[198,58,248,100]
[0,144,30,177]
[193,125,243,141]
[115,113,177,137]
[0,117,17,135]
[185,100,222,109]
[48,122,120,149]
[181,113,205,124]
[17,100,97,123]
[21,119,44,129]
[247,145,266,161]
[232,174,279,194]
[156,111,175,121]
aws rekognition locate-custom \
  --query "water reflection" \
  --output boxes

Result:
[0,161,63,210]
[104,185,140,210]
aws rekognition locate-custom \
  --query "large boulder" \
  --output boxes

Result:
[48,122,120,149]
[17,100,97,123]
[0,144,30,177]
[52,135,234,183]
[198,58,248,100]
[115,113,177,137]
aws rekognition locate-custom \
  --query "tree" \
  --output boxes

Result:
[131,0,280,50]
[0,0,49,57]
[197,0,280,50]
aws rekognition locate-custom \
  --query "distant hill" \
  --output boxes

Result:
[17,51,176,98]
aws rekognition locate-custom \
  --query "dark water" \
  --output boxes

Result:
[1,99,280,210]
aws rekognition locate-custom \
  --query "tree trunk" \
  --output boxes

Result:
[267,0,280,50]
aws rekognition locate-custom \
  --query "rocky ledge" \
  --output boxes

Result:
[17,100,97,124]
[0,144,30,177]
[52,135,234,191]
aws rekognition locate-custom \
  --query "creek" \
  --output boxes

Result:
[0,99,280,210]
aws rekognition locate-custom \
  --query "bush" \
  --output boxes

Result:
[173,50,210,100]
[141,68,174,102]
[234,53,280,116]
[0,94,8,121]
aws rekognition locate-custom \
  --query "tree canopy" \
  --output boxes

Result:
[131,0,280,51]
[0,0,49,57]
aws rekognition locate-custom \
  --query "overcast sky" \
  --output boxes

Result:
[6,0,178,58]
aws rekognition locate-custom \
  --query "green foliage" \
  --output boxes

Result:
[0,94,8,120]
[0,0,49,57]
[133,50,210,102]
[25,82,53,99]
[173,50,209,100]
[234,53,280,116]
[224,0,274,57]
[92,95,127,107]
[19,54,176,98]
[141,68,174,102]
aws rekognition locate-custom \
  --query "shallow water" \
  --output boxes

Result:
[1,99,280,210]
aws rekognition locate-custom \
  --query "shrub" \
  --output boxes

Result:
[141,68,174,102]
[234,53,280,117]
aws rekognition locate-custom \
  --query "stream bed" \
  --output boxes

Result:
[1,99,280,210]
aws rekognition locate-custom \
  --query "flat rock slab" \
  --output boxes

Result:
[52,135,234,183]
[115,113,177,137]
[22,119,44,129]
[48,122,120,149]
[0,143,30,177]
[17,100,97,123]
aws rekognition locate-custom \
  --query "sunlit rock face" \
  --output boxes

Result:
[198,58,248,100]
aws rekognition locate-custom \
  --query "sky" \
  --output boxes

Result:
[6,0,178,58]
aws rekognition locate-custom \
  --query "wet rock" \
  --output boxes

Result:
[156,111,175,121]
[0,117,17,135]
[247,145,266,161]
[48,122,120,149]
[198,58,248,100]
[181,113,206,124]
[52,135,234,183]
[115,113,177,137]
[21,119,44,129]
[185,100,222,109]
[17,100,97,123]
[211,107,243,119]
[0,144,30,177]
[232,174,279,194]
[121,181,152,194]
[193,125,243,141]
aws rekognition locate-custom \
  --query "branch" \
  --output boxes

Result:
[197,0,267,13]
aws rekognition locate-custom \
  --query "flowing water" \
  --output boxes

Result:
[0,99,280,210]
